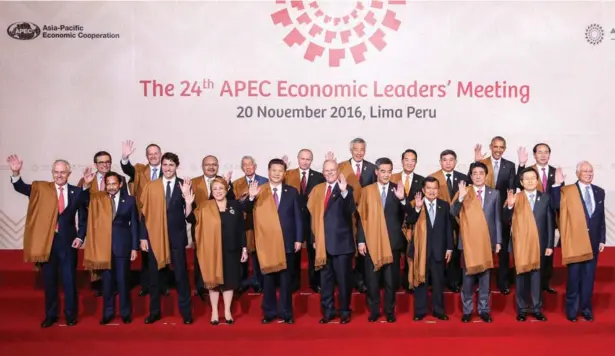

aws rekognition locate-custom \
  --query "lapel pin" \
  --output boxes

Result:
[121,199,125,203]
[70,191,74,194]
[229,207,235,215]
[537,197,540,201]
[332,194,336,198]
[284,189,287,192]
[488,190,492,194]
[454,177,457,181]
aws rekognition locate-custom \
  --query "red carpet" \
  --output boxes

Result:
[1,248,614,355]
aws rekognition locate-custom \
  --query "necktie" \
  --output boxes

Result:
[301,171,307,195]
[529,193,535,210]
[207,178,212,198]
[355,164,361,178]
[494,161,500,183]
[100,176,105,191]
[404,175,410,196]
[381,186,386,208]
[584,186,593,215]
[273,187,280,209]
[57,186,65,231]
[477,189,483,206]
[165,181,171,207]
[110,194,117,219]
[428,202,435,226]
[248,179,252,185]
[541,168,547,191]
[151,168,158,180]
[446,173,453,197]
[324,184,332,207]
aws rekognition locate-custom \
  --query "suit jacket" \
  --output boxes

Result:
[12,178,88,255]
[84,190,139,258]
[406,198,454,263]
[551,182,606,253]
[236,175,268,231]
[391,172,425,199]
[502,191,554,252]
[140,177,189,250]
[310,184,356,255]
[246,184,304,254]
[357,182,412,252]
[195,174,236,201]
[472,157,516,207]
[121,160,160,183]
[78,175,129,196]
[294,169,326,235]
[348,159,377,187]
[451,185,502,250]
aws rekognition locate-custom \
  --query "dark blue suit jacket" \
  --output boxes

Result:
[12,178,87,255]
[140,177,189,250]
[406,198,454,263]
[310,184,356,256]
[552,182,606,253]
[502,191,554,252]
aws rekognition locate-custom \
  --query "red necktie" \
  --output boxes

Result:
[323,185,332,207]
[56,186,65,231]
[301,171,307,194]
[541,168,547,191]
[100,176,105,191]
[477,189,483,205]
[355,164,361,177]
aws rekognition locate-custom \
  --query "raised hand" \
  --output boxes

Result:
[414,192,424,209]
[224,171,233,184]
[506,189,516,207]
[554,167,565,185]
[121,140,136,160]
[458,181,468,200]
[281,155,290,167]
[325,151,336,161]
[338,173,347,192]
[179,178,192,196]
[517,147,528,166]
[394,183,405,200]
[183,190,195,206]
[248,180,260,198]
[83,166,96,185]
[474,144,487,161]
[6,154,23,175]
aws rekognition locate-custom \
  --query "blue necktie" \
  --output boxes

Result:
[584,186,593,215]
[381,186,386,208]
[428,203,435,226]
[529,193,535,211]
[165,181,171,207]
[151,168,158,180]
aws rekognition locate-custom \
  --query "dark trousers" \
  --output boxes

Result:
[293,243,319,290]
[320,253,353,318]
[565,254,598,318]
[101,256,132,319]
[414,260,445,317]
[364,250,401,316]
[193,248,205,291]
[515,269,542,314]
[148,248,192,319]
[41,243,78,320]
[353,255,366,289]
[262,253,295,319]
[446,241,462,288]
[461,269,491,315]
[241,252,263,289]
[141,251,169,292]
[498,227,512,288]
[541,253,554,289]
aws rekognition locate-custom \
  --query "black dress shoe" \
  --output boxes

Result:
[66,318,77,326]
[100,316,113,325]
[500,288,511,295]
[433,313,449,321]
[183,318,193,325]
[138,289,149,297]
[386,314,396,323]
[162,289,170,296]
[448,285,460,293]
[533,312,547,321]
[122,316,132,324]
[283,317,294,324]
[367,315,379,322]
[356,284,367,294]
[144,314,161,324]
[94,290,103,297]
[319,317,331,324]
[581,313,593,321]
[567,317,577,322]
[311,285,321,293]
[479,313,492,323]
[340,316,350,324]
[262,316,276,324]
[226,318,235,325]
[253,287,263,293]
[517,314,527,322]
[41,317,58,328]
[543,287,557,294]
[413,314,426,321]
[194,288,207,301]
[461,314,472,323]
[210,319,219,325]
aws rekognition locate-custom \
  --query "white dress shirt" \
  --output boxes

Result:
[577,181,595,213]
[162,176,176,196]
[473,185,486,206]
[270,183,283,200]
[351,159,363,176]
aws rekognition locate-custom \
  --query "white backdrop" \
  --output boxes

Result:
[1,1,614,248]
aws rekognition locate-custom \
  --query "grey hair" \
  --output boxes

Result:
[52,159,71,172]
[349,137,366,149]
[241,155,256,165]
[576,160,593,173]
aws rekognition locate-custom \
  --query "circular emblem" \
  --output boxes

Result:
[7,21,41,40]
[585,23,604,45]
[271,1,406,67]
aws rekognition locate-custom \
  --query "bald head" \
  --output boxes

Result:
[322,159,339,183]
[202,155,219,177]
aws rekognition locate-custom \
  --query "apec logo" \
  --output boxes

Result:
[7,21,41,40]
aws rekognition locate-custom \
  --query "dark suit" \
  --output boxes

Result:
[451,185,502,315]
[552,182,606,318]
[12,178,88,321]
[239,174,269,290]
[294,168,326,291]
[517,164,560,288]
[140,177,192,320]
[192,175,235,292]
[502,191,554,314]
[357,182,410,318]
[310,183,356,319]
[247,184,303,319]
[471,158,516,289]
[396,172,425,291]
[85,190,139,319]
[350,159,377,291]
[406,198,454,316]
